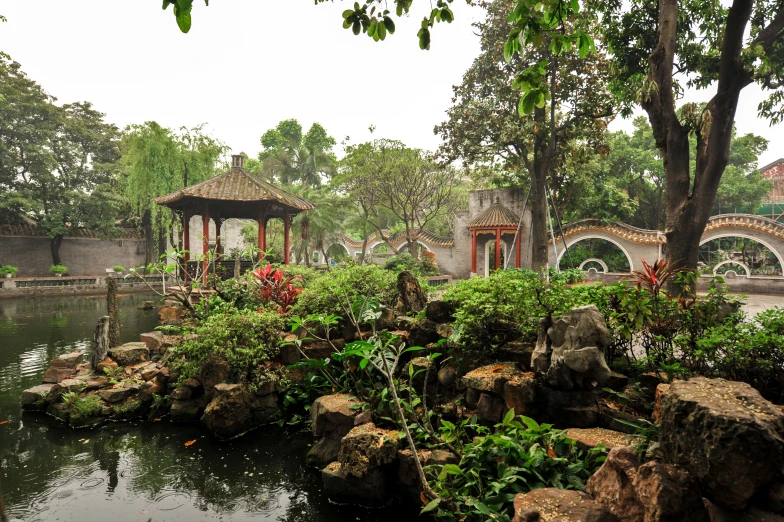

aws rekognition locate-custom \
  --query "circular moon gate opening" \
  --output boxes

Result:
[699,236,782,276]
[558,238,632,273]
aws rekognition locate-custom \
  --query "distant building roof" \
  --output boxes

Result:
[153,155,315,213]
[761,158,784,179]
[468,201,520,228]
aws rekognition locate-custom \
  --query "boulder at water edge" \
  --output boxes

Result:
[107,343,150,367]
[307,394,365,465]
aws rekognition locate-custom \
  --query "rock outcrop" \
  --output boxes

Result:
[397,270,426,313]
[531,305,612,391]
[657,377,784,510]
[308,394,365,465]
[586,447,708,522]
[512,488,618,522]
[107,343,150,367]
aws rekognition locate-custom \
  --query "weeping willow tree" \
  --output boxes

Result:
[122,122,227,265]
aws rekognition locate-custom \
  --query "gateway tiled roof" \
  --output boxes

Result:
[153,167,315,211]
[0,223,144,239]
[468,202,520,228]
[336,229,455,248]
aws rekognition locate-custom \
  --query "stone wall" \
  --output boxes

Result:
[0,236,146,277]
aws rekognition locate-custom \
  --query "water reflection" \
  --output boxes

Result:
[0,293,423,521]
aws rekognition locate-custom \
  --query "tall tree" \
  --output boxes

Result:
[122,122,226,265]
[436,0,611,269]
[599,0,784,274]
[337,139,462,259]
[258,119,337,189]
[0,55,122,265]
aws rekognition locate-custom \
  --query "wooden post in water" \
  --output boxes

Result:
[107,278,121,347]
[92,315,110,370]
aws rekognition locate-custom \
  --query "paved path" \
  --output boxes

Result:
[738,293,784,316]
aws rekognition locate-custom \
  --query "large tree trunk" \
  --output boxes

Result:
[529,107,553,271]
[358,237,368,265]
[50,234,64,266]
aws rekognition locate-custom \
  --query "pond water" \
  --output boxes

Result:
[0,293,424,521]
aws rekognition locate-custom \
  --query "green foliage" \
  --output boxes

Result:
[113,265,125,272]
[0,265,18,276]
[173,308,285,391]
[384,252,440,276]
[426,412,607,520]
[102,365,124,384]
[443,270,597,349]
[61,392,103,423]
[49,264,68,275]
[291,264,398,319]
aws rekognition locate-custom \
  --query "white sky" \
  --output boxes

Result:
[0,1,781,167]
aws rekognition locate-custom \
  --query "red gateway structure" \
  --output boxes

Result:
[467,198,523,274]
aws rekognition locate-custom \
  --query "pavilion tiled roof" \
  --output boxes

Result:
[153,167,315,211]
[468,201,520,228]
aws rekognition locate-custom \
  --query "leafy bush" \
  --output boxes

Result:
[694,307,784,402]
[251,263,304,313]
[270,263,322,286]
[0,265,18,277]
[61,392,103,423]
[291,264,398,319]
[113,265,125,273]
[49,264,68,275]
[425,411,607,520]
[173,308,285,391]
[384,252,440,276]
[442,270,601,350]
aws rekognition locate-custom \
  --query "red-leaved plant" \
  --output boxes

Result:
[252,264,303,313]
[631,258,679,298]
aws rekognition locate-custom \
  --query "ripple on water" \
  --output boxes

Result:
[154,490,192,511]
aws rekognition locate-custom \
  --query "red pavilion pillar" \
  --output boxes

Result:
[257,207,266,261]
[182,212,191,281]
[284,210,291,265]
[471,230,477,274]
[495,228,501,270]
[202,203,210,286]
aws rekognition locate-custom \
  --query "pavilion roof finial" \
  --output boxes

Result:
[231,154,245,170]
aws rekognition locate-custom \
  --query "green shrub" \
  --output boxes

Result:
[270,263,323,286]
[291,264,399,319]
[442,270,601,350]
[49,264,68,275]
[113,265,125,272]
[384,252,440,276]
[0,265,18,277]
[62,393,103,423]
[694,307,784,402]
[425,411,607,520]
[173,308,285,391]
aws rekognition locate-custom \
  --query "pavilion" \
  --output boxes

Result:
[153,154,315,284]
[468,198,523,275]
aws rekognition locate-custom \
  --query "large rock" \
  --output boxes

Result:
[99,387,133,403]
[658,377,784,510]
[503,372,537,415]
[50,351,83,369]
[586,447,708,522]
[337,422,398,478]
[42,352,83,383]
[397,270,426,313]
[398,449,459,487]
[198,358,231,400]
[531,305,612,391]
[566,427,634,452]
[46,378,86,402]
[498,341,535,369]
[407,319,441,347]
[21,384,55,411]
[139,331,163,352]
[477,393,506,423]
[704,498,784,522]
[424,300,456,323]
[107,343,150,367]
[201,383,254,439]
[170,398,205,422]
[322,462,387,506]
[308,394,364,465]
[512,488,618,522]
[541,388,600,428]
[462,362,523,395]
